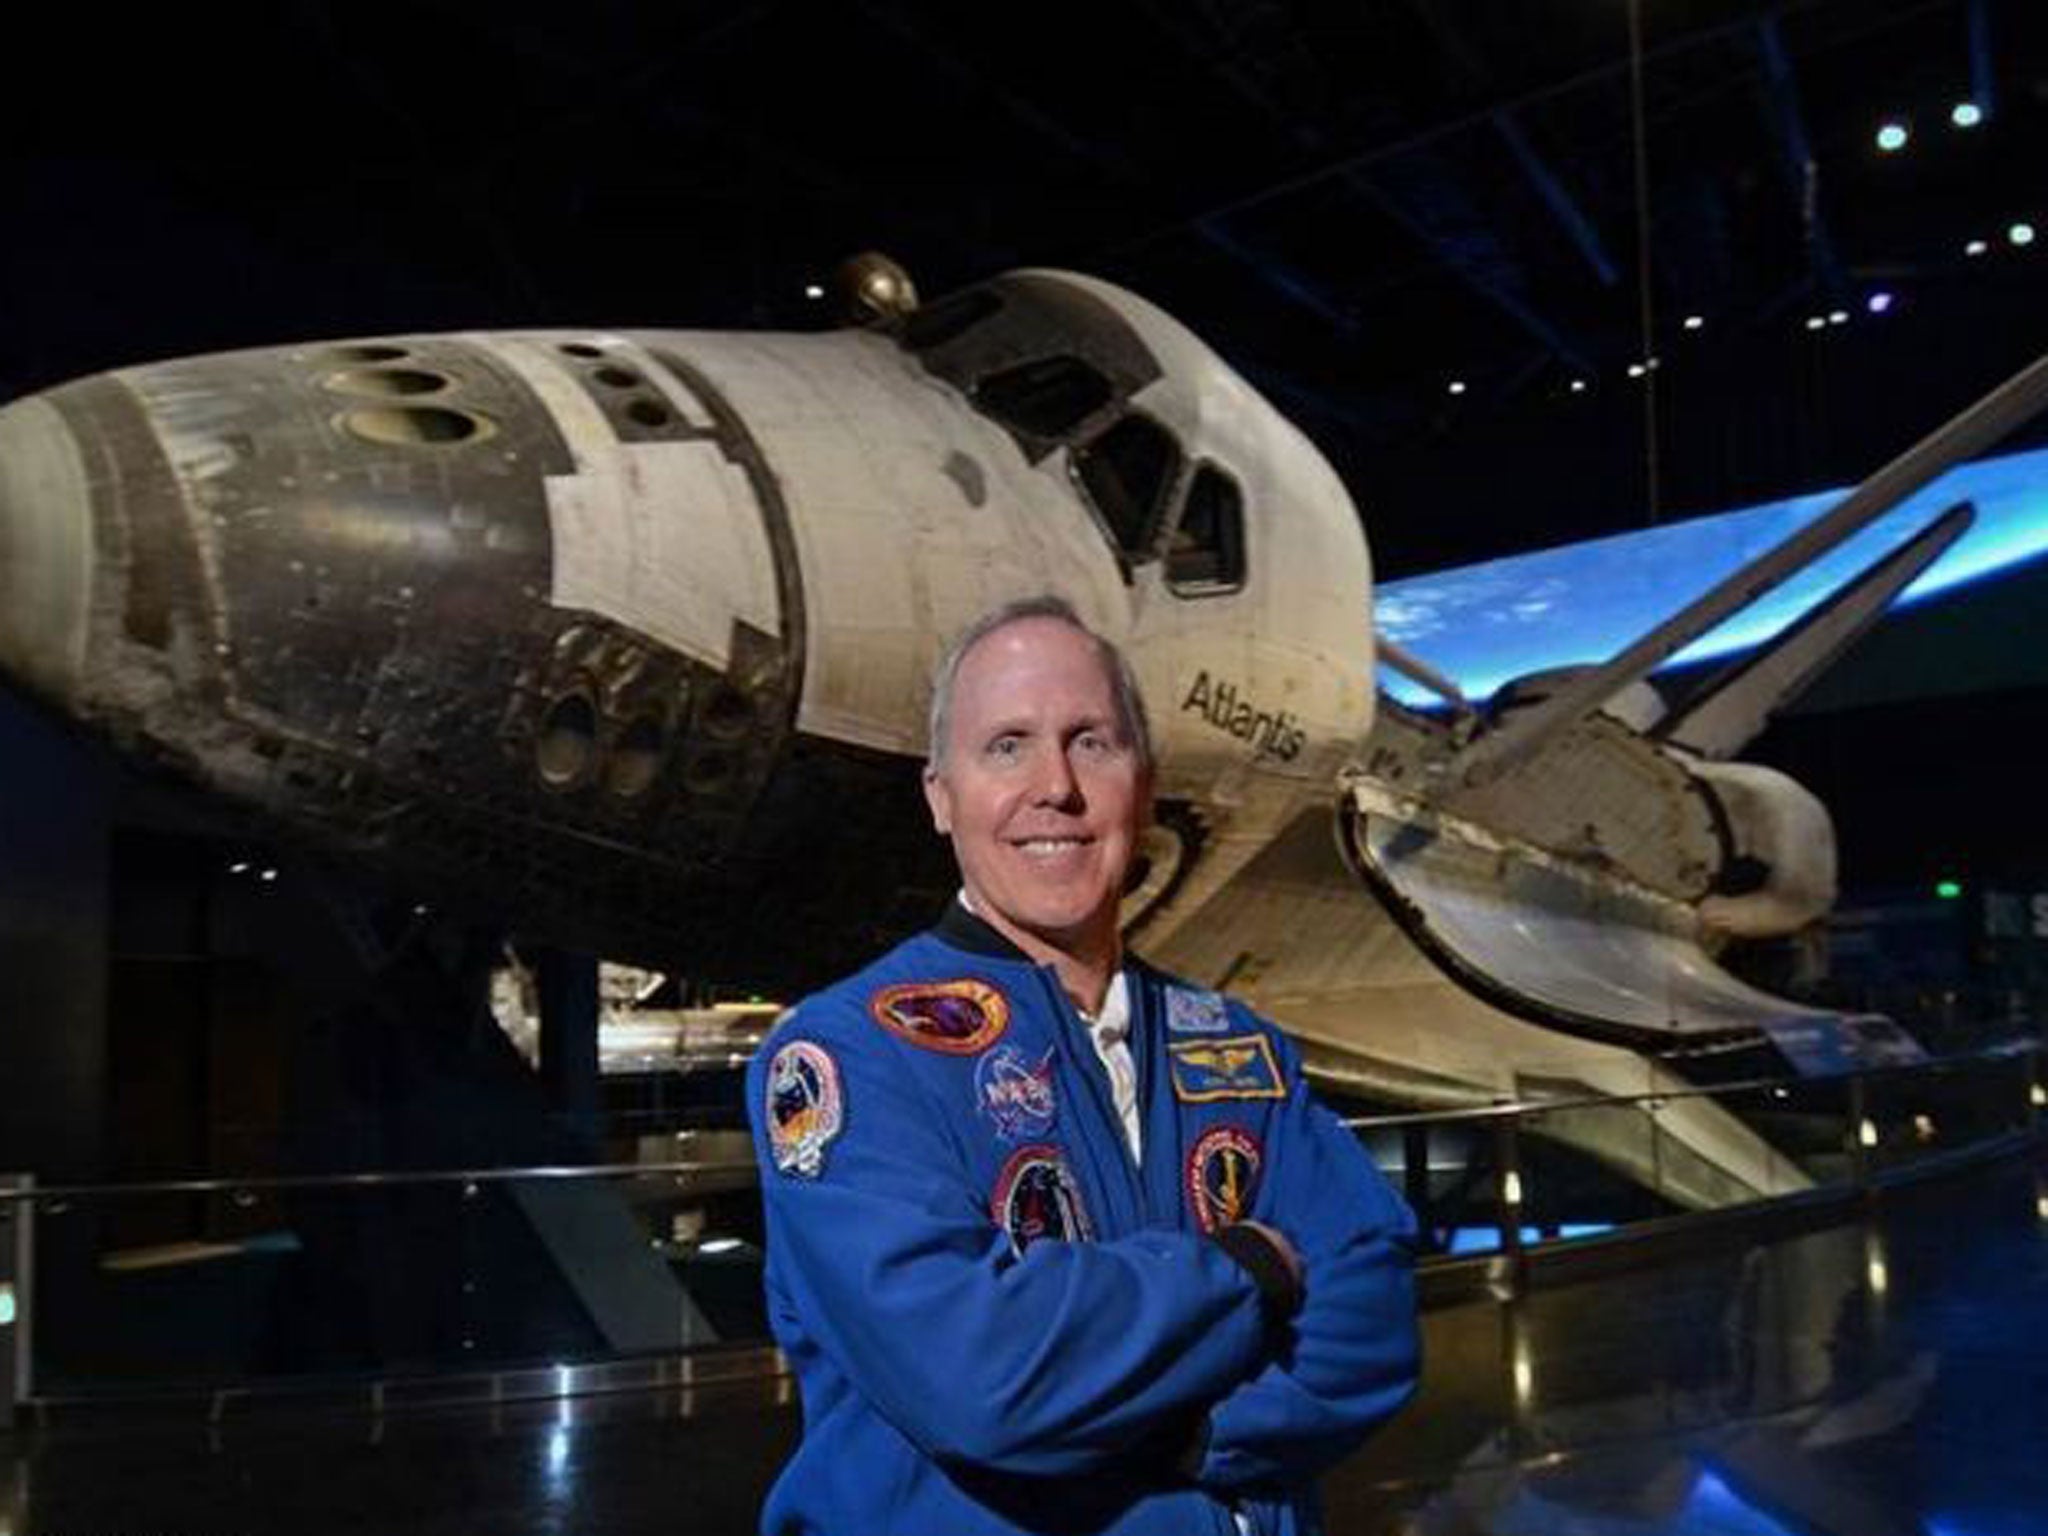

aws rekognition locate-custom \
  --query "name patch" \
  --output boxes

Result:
[1165,986,1230,1034]
[870,978,1009,1054]
[765,1040,843,1177]
[991,1145,1093,1254]
[1168,1034,1286,1102]
[975,1045,1057,1141]
[1186,1126,1263,1233]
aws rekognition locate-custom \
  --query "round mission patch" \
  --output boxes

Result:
[1185,1125,1263,1234]
[765,1040,843,1178]
[869,977,1009,1053]
[990,1144,1092,1254]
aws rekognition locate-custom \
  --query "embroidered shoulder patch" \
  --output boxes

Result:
[1168,1033,1287,1102]
[975,1044,1057,1141]
[1165,986,1231,1034]
[990,1144,1093,1254]
[765,1040,843,1177]
[870,978,1009,1054]
[1186,1126,1264,1233]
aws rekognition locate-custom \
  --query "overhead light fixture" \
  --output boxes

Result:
[1626,362,1646,378]
[1568,378,1588,394]
[803,283,825,300]
[1875,121,1910,153]
[1867,291,1895,315]
[1447,379,1467,395]
[1827,310,1850,326]
[1951,101,1983,129]
[1804,315,1827,331]
[1682,314,1704,331]
[1966,238,1990,256]
[2011,222,2037,247]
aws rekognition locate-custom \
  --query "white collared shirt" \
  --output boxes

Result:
[957,892,1141,1164]
[1078,971,1141,1166]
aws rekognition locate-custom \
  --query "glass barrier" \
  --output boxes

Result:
[3,1039,2039,1402]
[12,1158,771,1400]
[1348,1038,2040,1259]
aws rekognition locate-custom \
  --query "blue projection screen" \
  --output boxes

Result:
[1374,445,2048,705]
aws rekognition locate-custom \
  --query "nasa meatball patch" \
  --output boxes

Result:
[765,1040,843,1178]
[1186,1125,1264,1233]
[975,1044,1057,1141]
[870,978,1010,1054]
[990,1145,1093,1254]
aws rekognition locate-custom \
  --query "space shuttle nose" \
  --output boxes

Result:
[0,392,95,705]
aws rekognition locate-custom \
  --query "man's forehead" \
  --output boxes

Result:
[955,617,1116,699]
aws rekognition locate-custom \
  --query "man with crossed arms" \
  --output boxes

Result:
[748,595,1418,1534]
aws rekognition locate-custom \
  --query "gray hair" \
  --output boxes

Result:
[926,595,1153,771]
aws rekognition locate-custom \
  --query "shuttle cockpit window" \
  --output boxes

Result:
[1071,412,1183,557]
[1166,464,1246,593]
[898,274,1165,462]
[971,355,1115,441]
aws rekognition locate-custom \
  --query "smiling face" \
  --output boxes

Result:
[923,616,1151,965]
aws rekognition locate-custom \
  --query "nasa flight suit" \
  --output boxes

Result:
[746,903,1419,1535]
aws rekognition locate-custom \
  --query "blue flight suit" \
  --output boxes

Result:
[746,904,1419,1534]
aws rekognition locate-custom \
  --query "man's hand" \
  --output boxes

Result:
[1208,1220,1305,1318]
[1238,1221,1303,1292]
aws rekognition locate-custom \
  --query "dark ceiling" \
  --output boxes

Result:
[4,0,2046,576]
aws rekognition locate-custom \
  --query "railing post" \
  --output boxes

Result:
[1,1174,31,1421]
[1847,1073,1871,1188]
[1492,1116,1526,1268]
[1402,1124,1431,1231]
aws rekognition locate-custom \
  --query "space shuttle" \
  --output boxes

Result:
[4,255,2043,1205]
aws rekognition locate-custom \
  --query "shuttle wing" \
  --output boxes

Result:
[1448,351,2048,788]
[1652,500,1974,759]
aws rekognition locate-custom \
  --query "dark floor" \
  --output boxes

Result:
[6,1146,2046,1536]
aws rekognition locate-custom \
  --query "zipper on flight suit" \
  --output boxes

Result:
[1031,965,1154,1231]
[1035,965,1272,1536]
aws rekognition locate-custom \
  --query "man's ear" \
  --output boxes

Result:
[922,763,953,836]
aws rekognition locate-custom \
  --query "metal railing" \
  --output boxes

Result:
[1,1034,2039,1415]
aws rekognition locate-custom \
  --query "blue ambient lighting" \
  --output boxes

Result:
[1687,1469,1805,1536]
[1376,445,2048,705]
[0,1281,14,1327]
[1443,1224,1614,1254]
